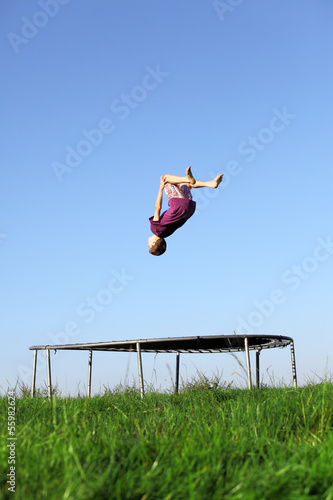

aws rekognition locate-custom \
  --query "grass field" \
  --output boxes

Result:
[1,381,333,500]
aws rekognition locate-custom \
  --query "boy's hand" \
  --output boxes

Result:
[160,175,167,187]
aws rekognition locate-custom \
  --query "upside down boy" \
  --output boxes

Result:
[148,166,223,256]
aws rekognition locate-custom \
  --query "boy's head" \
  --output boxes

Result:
[148,235,167,256]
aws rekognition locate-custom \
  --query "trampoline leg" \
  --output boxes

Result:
[290,340,297,388]
[175,352,180,394]
[31,350,37,398]
[244,338,252,389]
[255,349,261,388]
[46,349,52,399]
[136,342,145,398]
[87,350,93,397]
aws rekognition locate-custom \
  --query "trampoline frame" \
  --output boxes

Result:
[29,334,297,398]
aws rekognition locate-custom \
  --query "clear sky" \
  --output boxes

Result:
[1,0,332,396]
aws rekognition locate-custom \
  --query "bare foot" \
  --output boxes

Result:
[214,174,223,188]
[186,166,196,186]
[206,174,223,188]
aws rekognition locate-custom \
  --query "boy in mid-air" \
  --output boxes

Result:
[148,166,223,255]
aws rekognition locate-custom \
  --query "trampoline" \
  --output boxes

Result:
[29,334,297,398]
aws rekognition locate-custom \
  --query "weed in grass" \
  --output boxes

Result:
[180,369,233,393]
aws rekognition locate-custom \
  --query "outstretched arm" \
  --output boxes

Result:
[153,177,165,221]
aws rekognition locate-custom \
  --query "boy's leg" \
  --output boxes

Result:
[161,166,195,186]
[184,166,223,188]
[190,174,223,189]
[162,167,223,189]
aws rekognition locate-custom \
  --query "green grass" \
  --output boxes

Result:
[1,383,333,499]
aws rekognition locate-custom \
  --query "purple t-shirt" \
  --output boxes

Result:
[149,197,196,238]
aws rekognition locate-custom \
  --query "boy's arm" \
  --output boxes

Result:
[153,177,165,221]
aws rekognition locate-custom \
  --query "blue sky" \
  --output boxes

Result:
[1,0,332,395]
